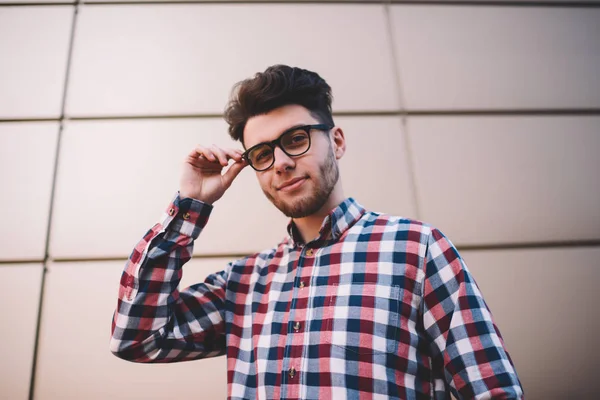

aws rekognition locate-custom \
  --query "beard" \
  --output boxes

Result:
[263,148,340,219]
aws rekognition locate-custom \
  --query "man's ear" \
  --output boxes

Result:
[330,126,346,160]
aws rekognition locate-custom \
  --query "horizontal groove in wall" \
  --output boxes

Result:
[2,0,600,6]
[0,2,75,5]
[84,0,387,3]
[457,240,600,252]
[0,260,45,265]
[393,0,600,6]
[2,240,598,265]
[2,108,599,124]
[390,108,600,117]
[0,118,61,123]
[85,0,600,7]
[50,253,251,262]
[70,113,224,120]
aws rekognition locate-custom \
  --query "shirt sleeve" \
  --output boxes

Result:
[421,227,524,399]
[110,193,229,363]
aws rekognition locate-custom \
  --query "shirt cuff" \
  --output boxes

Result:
[161,192,213,239]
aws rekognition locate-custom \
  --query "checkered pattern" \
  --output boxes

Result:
[111,195,523,399]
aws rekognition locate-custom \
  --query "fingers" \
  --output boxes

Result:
[213,146,244,166]
[222,157,248,188]
[190,145,243,167]
[194,145,217,164]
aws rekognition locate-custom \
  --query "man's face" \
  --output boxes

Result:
[243,104,341,218]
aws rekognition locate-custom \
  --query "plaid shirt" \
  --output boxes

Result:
[111,195,523,399]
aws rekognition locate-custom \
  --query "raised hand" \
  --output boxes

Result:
[179,144,248,204]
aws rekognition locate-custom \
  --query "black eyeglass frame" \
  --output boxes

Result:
[242,124,333,171]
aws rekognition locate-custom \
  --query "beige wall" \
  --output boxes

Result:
[1,1,599,399]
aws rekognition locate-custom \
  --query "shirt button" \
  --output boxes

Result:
[182,212,191,220]
[288,367,296,379]
[299,281,305,289]
[293,321,301,332]
[168,208,175,216]
[305,248,314,257]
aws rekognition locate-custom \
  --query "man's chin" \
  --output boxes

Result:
[272,194,328,219]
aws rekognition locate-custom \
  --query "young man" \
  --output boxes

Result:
[111,65,523,399]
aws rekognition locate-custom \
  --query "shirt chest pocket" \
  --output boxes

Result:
[324,283,401,355]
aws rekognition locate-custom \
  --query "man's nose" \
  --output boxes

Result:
[272,146,295,173]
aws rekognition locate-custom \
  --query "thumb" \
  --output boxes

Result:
[222,160,248,188]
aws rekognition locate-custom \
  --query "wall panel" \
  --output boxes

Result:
[0,123,59,261]
[463,246,600,399]
[409,116,600,245]
[34,258,231,399]
[0,264,43,400]
[65,4,397,117]
[337,116,416,218]
[391,6,600,110]
[0,7,72,118]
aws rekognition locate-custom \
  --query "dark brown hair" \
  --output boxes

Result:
[224,65,334,145]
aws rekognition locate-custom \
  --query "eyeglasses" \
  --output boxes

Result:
[242,124,332,171]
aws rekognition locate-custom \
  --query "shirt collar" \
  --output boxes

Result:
[286,197,366,246]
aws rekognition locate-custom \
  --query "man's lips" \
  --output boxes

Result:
[277,177,307,191]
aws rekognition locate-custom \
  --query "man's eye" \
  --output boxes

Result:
[255,150,271,161]
[292,134,307,142]
[287,133,308,146]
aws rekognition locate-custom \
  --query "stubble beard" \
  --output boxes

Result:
[263,149,340,219]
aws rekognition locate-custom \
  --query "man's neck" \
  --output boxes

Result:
[292,185,345,245]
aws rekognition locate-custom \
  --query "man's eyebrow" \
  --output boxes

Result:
[247,123,311,150]
[280,123,308,135]
[264,124,310,143]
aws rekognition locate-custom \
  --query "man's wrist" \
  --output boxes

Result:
[179,191,202,202]
[164,194,213,239]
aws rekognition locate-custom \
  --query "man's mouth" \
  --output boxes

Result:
[277,177,307,192]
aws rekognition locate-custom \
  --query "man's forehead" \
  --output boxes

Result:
[243,105,317,148]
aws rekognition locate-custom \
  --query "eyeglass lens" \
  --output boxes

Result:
[247,128,310,170]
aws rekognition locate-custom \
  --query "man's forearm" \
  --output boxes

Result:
[110,194,226,363]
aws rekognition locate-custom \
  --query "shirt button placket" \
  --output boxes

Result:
[286,245,312,388]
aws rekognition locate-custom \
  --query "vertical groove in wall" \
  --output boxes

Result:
[383,0,422,219]
[28,2,81,399]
